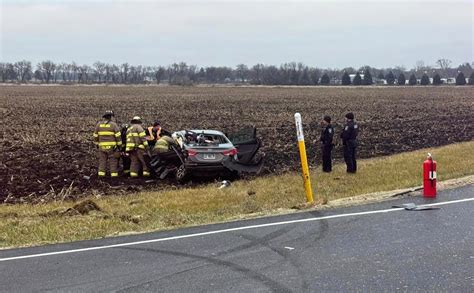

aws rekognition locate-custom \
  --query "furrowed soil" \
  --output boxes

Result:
[1,85,473,202]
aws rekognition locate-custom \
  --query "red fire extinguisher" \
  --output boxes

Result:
[423,153,437,198]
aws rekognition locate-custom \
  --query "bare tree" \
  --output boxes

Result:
[111,64,119,83]
[37,60,56,83]
[54,63,62,83]
[14,60,32,83]
[93,61,106,83]
[58,62,70,82]
[120,63,129,83]
[308,68,321,85]
[153,66,166,84]
[235,64,249,83]
[415,60,425,71]
[77,64,91,83]
[71,62,79,82]
[436,58,452,77]
[0,63,7,82]
[34,69,43,82]
[0,63,14,82]
[250,64,264,85]
[436,58,452,70]
[104,64,112,84]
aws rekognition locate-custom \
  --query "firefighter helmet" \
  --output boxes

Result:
[103,110,114,118]
[131,116,142,123]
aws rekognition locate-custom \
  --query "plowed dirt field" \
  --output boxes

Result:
[1,85,473,202]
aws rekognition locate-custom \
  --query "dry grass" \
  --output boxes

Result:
[1,141,473,248]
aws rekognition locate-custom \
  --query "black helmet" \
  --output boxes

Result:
[103,110,114,118]
[323,115,331,123]
[345,112,354,120]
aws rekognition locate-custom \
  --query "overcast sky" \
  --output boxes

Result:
[1,0,472,69]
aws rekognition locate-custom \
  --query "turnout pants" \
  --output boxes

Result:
[321,145,333,172]
[343,142,357,173]
[129,149,150,177]
[98,149,119,177]
[122,155,131,176]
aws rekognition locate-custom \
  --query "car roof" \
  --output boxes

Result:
[180,129,226,136]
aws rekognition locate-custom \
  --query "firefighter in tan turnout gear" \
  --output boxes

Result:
[125,116,150,177]
[93,110,122,177]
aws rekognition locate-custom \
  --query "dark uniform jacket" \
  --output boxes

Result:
[341,120,359,146]
[320,124,334,147]
[93,120,122,150]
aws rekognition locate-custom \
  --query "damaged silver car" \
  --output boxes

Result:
[149,126,263,183]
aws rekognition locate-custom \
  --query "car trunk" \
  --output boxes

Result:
[190,146,226,163]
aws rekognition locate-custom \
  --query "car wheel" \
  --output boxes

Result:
[175,164,189,183]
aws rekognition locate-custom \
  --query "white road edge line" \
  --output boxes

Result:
[1,197,473,262]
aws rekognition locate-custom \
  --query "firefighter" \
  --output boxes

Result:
[320,115,334,172]
[125,116,150,177]
[120,123,131,175]
[341,112,359,173]
[93,110,122,178]
[145,120,162,149]
[152,133,181,179]
[153,134,178,154]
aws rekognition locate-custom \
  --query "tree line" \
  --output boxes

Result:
[0,59,472,86]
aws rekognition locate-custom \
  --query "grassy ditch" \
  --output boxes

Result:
[1,141,473,249]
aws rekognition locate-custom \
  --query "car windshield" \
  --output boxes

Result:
[184,132,229,146]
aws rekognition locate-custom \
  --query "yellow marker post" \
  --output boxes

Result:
[295,113,314,203]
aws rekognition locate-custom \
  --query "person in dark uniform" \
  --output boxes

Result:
[320,115,334,172]
[145,120,162,149]
[341,112,359,173]
[120,123,131,176]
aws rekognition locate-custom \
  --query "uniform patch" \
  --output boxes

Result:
[328,129,332,133]
[354,125,358,129]
[345,126,348,131]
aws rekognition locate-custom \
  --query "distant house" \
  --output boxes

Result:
[441,78,456,84]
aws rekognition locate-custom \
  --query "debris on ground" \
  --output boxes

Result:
[218,180,231,189]
[392,203,440,211]
[391,187,423,197]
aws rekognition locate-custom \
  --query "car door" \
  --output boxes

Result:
[227,126,261,165]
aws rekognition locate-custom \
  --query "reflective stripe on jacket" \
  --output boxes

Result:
[93,120,122,150]
[153,136,177,153]
[125,124,148,151]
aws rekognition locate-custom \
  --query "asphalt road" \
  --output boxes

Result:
[1,185,473,292]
